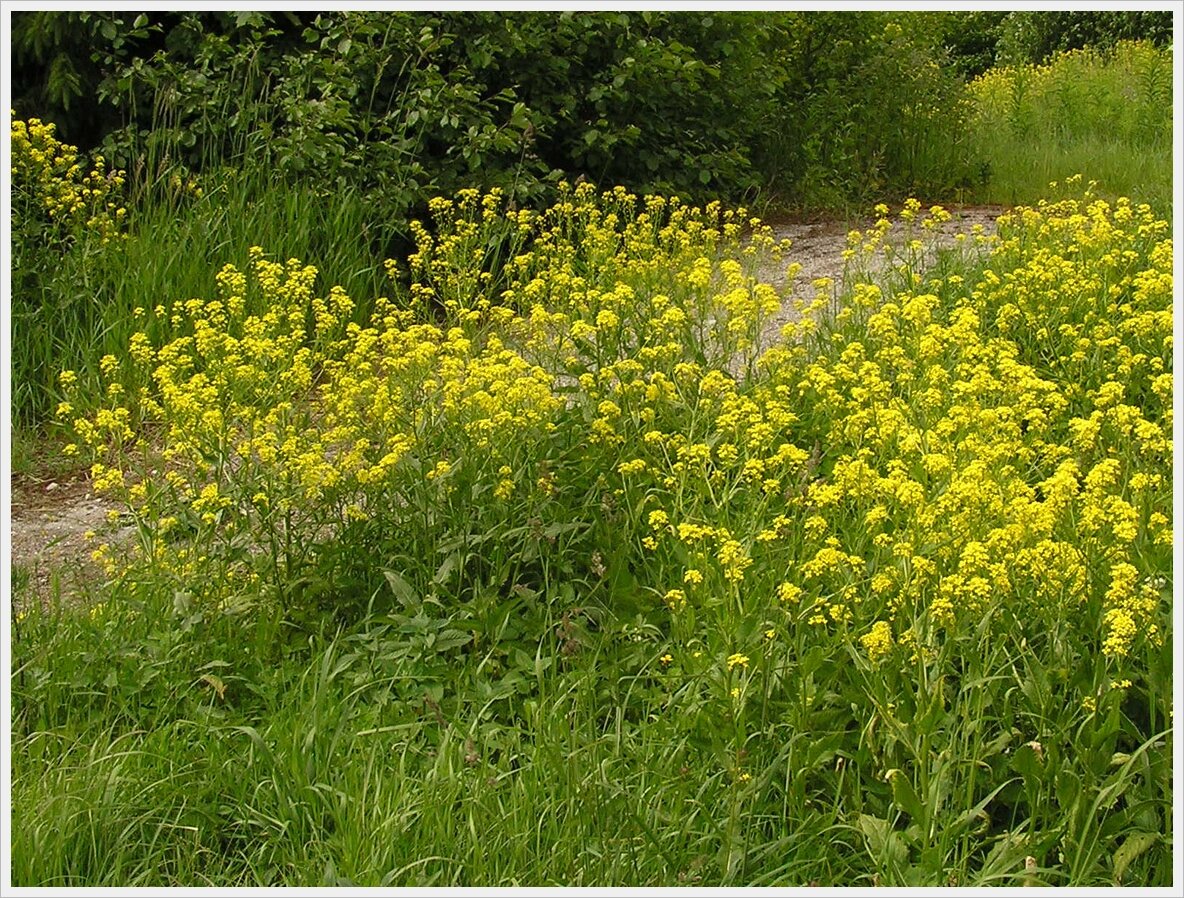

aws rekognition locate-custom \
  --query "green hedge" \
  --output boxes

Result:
[11,10,976,217]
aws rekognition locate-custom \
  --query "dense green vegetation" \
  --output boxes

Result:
[967,40,1172,210]
[9,11,1174,430]
[12,184,1174,888]
[11,11,977,207]
[9,11,1174,428]
[7,10,1177,888]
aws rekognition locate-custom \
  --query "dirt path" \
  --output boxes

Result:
[7,206,1004,603]
[9,473,125,604]
[758,204,1003,343]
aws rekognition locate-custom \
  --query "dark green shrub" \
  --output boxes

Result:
[995,10,1174,66]
[13,10,981,221]
[762,13,976,206]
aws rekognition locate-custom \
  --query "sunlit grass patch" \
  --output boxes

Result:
[966,41,1172,210]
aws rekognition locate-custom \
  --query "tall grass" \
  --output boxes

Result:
[18,578,1167,887]
[11,578,846,887]
[965,40,1172,210]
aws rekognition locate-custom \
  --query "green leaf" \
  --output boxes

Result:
[856,813,908,867]
[323,860,356,888]
[949,777,1018,839]
[383,569,418,607]
[434,550,463,586]
[543,522,585,539]
[173,590,193,616]
[887,768,925,824]
[1055,768,1081,812]
[433,629,472,652]
[1112,832,1158,884]
[1010,742,1044,780]
[232,725,278,767]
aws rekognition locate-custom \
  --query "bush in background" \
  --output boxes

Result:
[928,10,1173,78]
[11,10,976,220]
[966,42,1172,209]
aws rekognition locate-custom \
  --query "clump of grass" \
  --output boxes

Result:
[10,114,395,429]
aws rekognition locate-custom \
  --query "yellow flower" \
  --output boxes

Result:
[663,589,687,611]
[859,621,894,664]
[617,458,647,475]
[426,460,452,481]
[777,582,802,604]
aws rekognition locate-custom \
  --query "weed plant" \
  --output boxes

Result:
[12,182,1173,886]
[9,116,390,430]
[11,30,1170,429]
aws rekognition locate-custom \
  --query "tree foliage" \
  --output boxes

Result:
[10,10,981,215]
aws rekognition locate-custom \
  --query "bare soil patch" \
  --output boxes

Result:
[10,471,124,606]
[758,204,1003,343]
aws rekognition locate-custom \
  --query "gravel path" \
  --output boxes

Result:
[10,475,121,604]
[758,204,1003,344]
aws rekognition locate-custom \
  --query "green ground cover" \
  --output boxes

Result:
[7,11,1176,887]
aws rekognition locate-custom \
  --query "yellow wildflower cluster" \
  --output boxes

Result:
[67,184,1170,690]
[860,620,895,664]
[10,114,126,246]
[969,41,1170,145]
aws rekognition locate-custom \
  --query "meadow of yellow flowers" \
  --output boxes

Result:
[10,115,126,246]
[65,179,1171,664]
[52,178,1173,881]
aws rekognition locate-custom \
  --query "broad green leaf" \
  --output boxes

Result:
[1112,832,1158,884]
[383,569,418,606]
[887,768,925,824]
[1010,742,1043,780]
[857,813,908,867]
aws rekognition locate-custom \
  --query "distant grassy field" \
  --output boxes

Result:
[966,41,1173,211]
